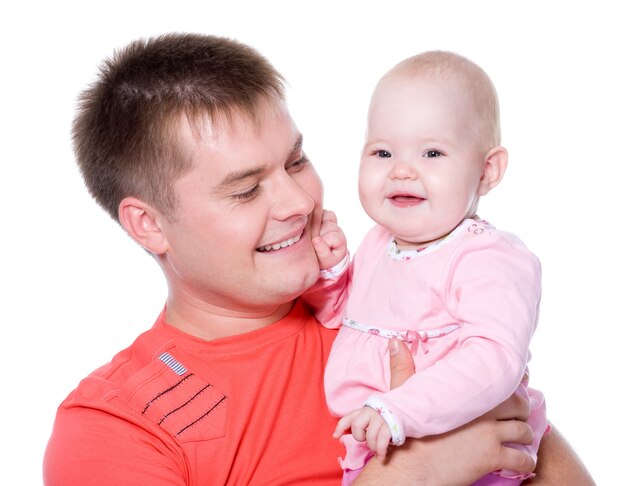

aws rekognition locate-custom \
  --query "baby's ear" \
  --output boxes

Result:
[478,146,508,196]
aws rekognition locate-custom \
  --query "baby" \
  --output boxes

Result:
[305,51,548,485]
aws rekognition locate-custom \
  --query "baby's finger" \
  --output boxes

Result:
[350,410,375,443]
[321,210,337,224]
[375,427,391,460]
[310,206,323,239]
[365,419,384,456]
[320,231,346,251]
[333,410,359,438]
[313,237,332,261]
[351,423,367,443]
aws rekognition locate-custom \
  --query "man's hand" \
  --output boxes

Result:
[312,210,347,270]
[388,338,415,389]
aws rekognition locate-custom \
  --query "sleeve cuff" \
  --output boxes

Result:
[364,395,405,446]
[320,253,350,280]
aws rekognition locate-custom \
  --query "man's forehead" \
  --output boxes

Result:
[176,99,291,143]
[172,102,301,179]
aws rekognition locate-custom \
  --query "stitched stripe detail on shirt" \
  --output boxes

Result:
[176,395,228,437]
[159,352,188,375]
[142,373,194,415]
[158,383,213,425]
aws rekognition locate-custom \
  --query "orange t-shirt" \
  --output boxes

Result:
[44,301,343,485]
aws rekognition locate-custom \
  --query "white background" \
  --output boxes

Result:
[2,1,623,484]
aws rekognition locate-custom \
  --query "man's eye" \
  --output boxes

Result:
[233,185,260,201]
[425,150,443,158]
[376,150,392,158]
[287,155,309,172]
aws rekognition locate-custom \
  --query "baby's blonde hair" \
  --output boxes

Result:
[383,51,501,151]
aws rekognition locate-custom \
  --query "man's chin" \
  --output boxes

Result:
[282,268,320,300]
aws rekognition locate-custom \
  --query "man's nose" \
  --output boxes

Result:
[272,174,315,221]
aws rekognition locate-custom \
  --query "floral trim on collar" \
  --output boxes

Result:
[386,218,490,261]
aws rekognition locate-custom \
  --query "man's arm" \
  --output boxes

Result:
[356,340,593,485]
[356,414,535,485]
[523,425,595,485]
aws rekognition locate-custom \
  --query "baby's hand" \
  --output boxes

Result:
[312,210,348,270]
[333,406,392,460]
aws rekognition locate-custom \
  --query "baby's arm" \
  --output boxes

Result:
[301,210,350,328]
[312,210,348,270]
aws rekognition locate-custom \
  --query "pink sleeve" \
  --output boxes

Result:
[301,255,351,329]
[372,233,541,438]
[44,397,188,486]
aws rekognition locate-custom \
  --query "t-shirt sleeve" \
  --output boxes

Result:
[44,396,188,486]
[371,232,541,438]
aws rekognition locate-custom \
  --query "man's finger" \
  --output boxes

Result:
[388,339,415,389]
[497,445,536,475]
[496,420,534,446]
[487,388,530,422]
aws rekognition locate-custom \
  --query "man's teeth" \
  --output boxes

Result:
[258,233,302,252]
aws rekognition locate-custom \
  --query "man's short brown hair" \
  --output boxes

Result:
[73,33,285,222]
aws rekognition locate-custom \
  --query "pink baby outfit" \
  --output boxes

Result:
[305,218,547,483]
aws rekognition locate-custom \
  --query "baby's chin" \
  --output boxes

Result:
[393,230,452,250]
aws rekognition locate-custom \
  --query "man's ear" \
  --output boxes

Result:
[118,197,169,255]
[478,146,508,196]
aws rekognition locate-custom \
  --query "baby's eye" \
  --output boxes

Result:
[425,150,443,158]
[376,150,392,158]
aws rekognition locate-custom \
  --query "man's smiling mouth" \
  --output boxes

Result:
[257,231,303,252]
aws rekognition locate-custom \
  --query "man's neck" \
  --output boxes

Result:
[163,294,295,341]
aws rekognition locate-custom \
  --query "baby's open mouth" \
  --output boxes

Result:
[392,194,423,203]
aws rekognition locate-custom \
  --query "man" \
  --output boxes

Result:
[44,33,592,485]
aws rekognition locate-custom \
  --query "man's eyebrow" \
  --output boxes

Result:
[217,166,266,189]
[216,135,304,190]
[289,135,303,161]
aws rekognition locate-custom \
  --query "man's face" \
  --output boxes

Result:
[158,101,323,315]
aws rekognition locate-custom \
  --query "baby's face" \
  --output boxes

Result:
[358,74,488,249]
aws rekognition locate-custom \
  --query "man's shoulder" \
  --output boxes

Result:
[45,323,194,485]
[60,302,334,430]
[69,325,174,403]
[56,322,229,446]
